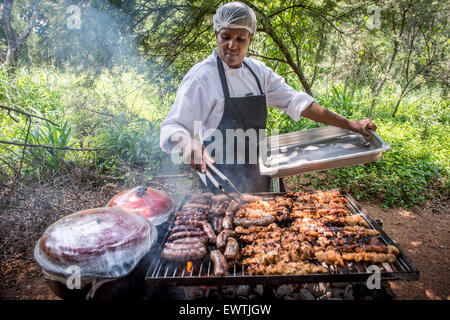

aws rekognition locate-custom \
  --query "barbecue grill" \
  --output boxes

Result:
[145,192,419,287]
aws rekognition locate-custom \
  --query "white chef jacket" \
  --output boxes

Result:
[159,48,315,153]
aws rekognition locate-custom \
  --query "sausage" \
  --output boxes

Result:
[224,237,239,260]
[161,246,207,261]
[242,194,263,202]
[209,199,221,214]
[177,208,207,215]
[179,207,208,214]
[212,194,230,202]
[170,225,202,233]
[210,250,227,276]
[201,221,216,243]
[222,216,233,230]
[216,230,235,249]
[233,216,275,227]
[189,193,213,204]
[213,216,223,234]
[176,212,206,219]
[212,201,229,216]
[164,242,204,250]
[182,203,210,210]
[175,217,206,227]
[167,231,205,242]
[225,200,240,217]
[170,235,208,245]
[176,211,206,219]
[173,220,204,228]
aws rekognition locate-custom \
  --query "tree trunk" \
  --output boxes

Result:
[369,5,409,118]
[392,94,404,118]
[0,0,37,72]
[260,19,313,96]
[244,1,313,96]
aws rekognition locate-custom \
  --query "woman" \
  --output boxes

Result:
[160,2,376,193]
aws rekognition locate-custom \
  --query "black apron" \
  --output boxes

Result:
[201,56,271,193]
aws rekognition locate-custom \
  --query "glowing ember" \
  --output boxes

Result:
[186,261,193,273]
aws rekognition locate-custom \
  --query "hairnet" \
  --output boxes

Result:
[213,2,257,34]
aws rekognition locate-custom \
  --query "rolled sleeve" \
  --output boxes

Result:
[286,92,315,121]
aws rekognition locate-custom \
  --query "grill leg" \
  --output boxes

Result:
[271,178,286,192]
[271,178,279,192]
[279,177,286,192]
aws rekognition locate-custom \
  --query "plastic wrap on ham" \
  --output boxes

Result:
[106,186,173,225]
[34,207,157,280]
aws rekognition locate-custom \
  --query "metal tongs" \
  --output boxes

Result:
[204,161,245,203]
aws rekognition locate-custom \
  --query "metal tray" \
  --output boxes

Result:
[258,126,390,177]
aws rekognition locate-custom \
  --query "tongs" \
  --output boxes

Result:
[204,162,245,203]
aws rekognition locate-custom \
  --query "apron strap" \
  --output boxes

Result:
[243,61,264,95]
[217,55,231,99]
[216,55,264,99]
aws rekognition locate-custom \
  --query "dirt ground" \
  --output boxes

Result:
[359,199,449,300]
[0,173,448,300]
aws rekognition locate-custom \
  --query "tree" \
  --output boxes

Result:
[390,0,448,117]
[134,0,373,97]
[0,0,37,72]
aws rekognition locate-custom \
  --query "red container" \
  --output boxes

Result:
[106,186,173,225]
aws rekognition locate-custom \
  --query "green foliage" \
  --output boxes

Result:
[25,119,74,176]
[0,68,69,180]
[0,66,170,181]
[87,114,165,175]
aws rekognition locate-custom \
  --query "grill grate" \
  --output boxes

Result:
[145,192,419,286]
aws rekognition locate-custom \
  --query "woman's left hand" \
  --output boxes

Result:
[350,118,377,138]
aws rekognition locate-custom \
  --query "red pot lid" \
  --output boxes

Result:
[106,186,173,219]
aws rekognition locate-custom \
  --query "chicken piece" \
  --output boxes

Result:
[364,252,378,262]
[299,242,315,260]
[315,250,325,263]
[342,252,355,261]
[324,250,344,267]
[317,236,330,247]
[375,253,388,263]
[311,265,329,273]
[386,253,397,263]
[262,250,279,265]
[345,215,368,226]
[365,237,388,253]
[387,245,400,255]
[354,252,365,263]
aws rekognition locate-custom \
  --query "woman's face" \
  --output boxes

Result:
[216,28,253,68]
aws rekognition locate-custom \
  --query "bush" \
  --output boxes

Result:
[0,66,170,182]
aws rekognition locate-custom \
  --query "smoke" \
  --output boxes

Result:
[39,0,149,75]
